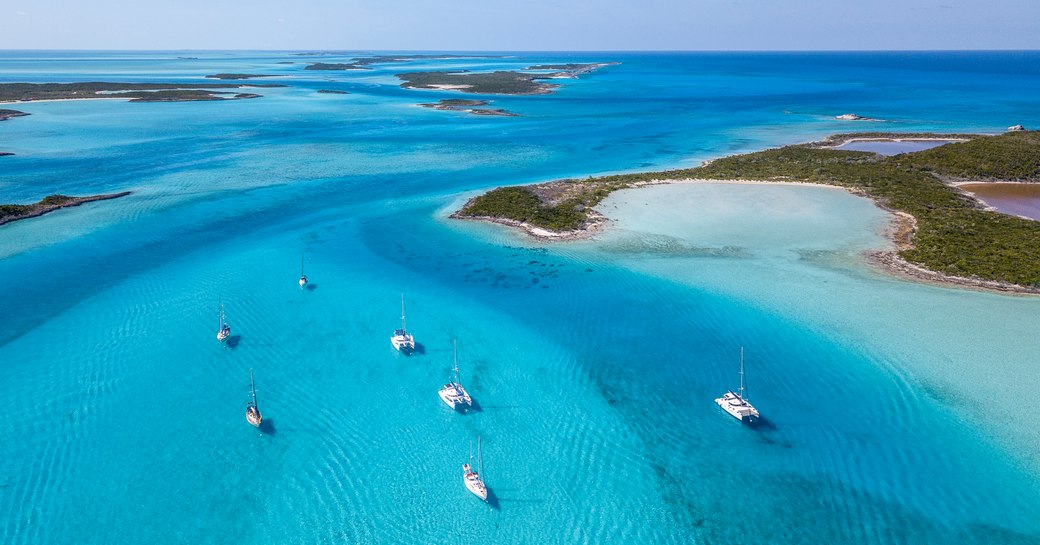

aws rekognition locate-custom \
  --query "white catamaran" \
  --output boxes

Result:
[715,347,760,424]
[246,368,262,428]
[216,299,231,342]
[390,294,415,352]
[463,436,488,502]
[439,339,473,411]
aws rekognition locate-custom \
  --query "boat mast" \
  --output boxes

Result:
[477,435,483,476]
[301,253,305,276]
[250,368,258,410]
[400,293,406,331]
[452,338,460,384]
[739,347,747,402]
[219,298,224,328]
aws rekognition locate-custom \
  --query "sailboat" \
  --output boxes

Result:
[715,347,760,424]
[438,339,472,410]
[298,253,308,288]
[216,299,231,342]
[390,294,415,352]
[246,368,263,428]
[462,435,488,502]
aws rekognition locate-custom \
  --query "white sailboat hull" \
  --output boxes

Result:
[439,383,472,410]
[715,391,760,424]
[463,464,488,501]
[391,333,415,351]
[246,407,262,427]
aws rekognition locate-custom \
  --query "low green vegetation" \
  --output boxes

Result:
[117,90,260,102]
[525,63,596,70]
[458,131,1040,287]
[0,82,283,102]
[396,71,556,95]
[305,55,495,71]
[893,131,1040,180]
[458,179,633,231]
[459,187,586,231]
[304,63,365,71]
[0,192,131,226]
[418,99,518,116]
[0,195,73,222]
[204,74,275,80]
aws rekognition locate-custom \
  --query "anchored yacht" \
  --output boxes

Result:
[390,294,415,352]
[438,339,472,410]
[216,299,231,342]
[715,347,760,424]
[463,436,488,502]
[246,368,262,428]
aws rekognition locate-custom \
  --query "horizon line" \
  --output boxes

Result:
[1,48,1039,53]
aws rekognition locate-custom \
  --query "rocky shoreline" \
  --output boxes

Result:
[419,99,518,117]
[0,109,30,121]
[0,191,132,227]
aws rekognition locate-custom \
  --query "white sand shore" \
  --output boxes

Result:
[456,176,1040,295]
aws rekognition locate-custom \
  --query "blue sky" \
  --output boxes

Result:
[2,0,1037,50]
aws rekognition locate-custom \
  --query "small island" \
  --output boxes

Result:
[835,113,882,121]
[397,70,556,95]
[204,73,277,80]
[1,109,30,121]
[305,62,367,71]
[524,62,620,77]
[305,54,503,72]
[317,89,350,94]
[454,130,1040,292]
[397,62,614,95]
[0,192,132,227]
[418,99,517,117]
[0,82,285,103]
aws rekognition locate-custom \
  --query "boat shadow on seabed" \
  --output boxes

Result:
[258,418,278,435]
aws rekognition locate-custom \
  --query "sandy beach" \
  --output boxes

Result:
[459,176,1040,295]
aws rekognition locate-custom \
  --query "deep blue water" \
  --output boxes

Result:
[1,51,1039,544]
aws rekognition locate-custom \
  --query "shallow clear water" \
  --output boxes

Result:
[2,51,1040,544]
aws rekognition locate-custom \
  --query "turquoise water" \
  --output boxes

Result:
[2,51,1040,544]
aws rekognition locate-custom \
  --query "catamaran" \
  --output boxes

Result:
[246,368,262,428]
[298,253,308,288]
[439,339,472,410]
[217,299,231,342]
[462,436,488,502]
[715,347,760,424]
[390,294,415,352]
